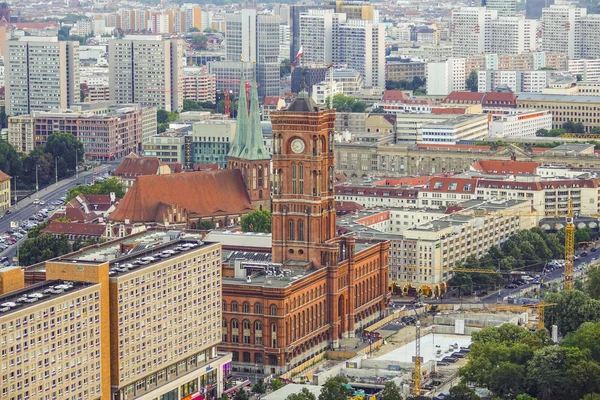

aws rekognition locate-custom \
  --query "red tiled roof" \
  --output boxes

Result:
[0,170,11,182]
[422,176,479,193]
[335,185,419,199]
[442,91,486,104]
[193,163,219,171]
[382,90,408,103]
[109,170,253,223]
[476,179,543,191]
[335,201,364,213]
[373,176,431,187]
[264,97,282,106]
[112,156,167,177]
[41,222,105,237]
[167,163,183,173]
[482,92,517,107]
[431,107,467,114]
[471,160,541,176]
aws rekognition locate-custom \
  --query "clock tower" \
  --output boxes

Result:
[270,91,337,267]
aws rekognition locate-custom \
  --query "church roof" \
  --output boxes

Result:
[228,64,270,161]
[286,91,320,113]
[109,170,253,223]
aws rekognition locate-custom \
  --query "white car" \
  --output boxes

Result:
[39,200,45,205]
[33,199,40,205]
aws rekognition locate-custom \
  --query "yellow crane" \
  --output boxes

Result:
[413,320,421,396]
[564,199,575,291]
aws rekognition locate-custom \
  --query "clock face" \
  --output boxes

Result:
[291,138,305,154]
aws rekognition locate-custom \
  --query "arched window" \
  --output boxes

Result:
[288,219,295,240]
[243,319,251,330]
[291,163,297,194]
[298,220,304,242]
[252,165,257,190]
[328,167,334,191]
[271,324,277,347]
[243,302,250,313]
[255,303,263,314]
[222,319,227,327]
[298,163,304,194]
[231,319,239,329]
[257,165,264,189]
[222,301,227,311]
[231,301,238,312]
[271,304,277,316]
[255,320,263,331]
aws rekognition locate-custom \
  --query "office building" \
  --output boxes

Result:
[426,58,466,96]
[208,61,254,96]
[5,37,79,116]
[8,105,156,159]
[517,93,600,131]
[477,70,551,92]
[488,110,552,138]
[335,19,386,88]
[484,0,516,17]
[109,35,184,112]
[420,114,489,145]
[300,10,347,65]
[215,9,280,98]
[290,5,323,61]
[578,15,600,59]
[451,7,497,57]
[386,59,427,82]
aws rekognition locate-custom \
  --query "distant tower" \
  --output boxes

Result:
[0,3,10,23]
[227,63,271,211]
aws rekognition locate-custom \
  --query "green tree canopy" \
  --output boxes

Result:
[286,388,317,400]
[561,321,600,363]
[66,177,126,202]
[19,233,71,265]
[586,265,600,300]
[445,383,480,400]
[252,380,266,394]
[466,71,478,92]
[318,376,351,400]
[544,290,600,334]
[327,94,367,112]
[240,210,271,233]
[380,381,403,400]
[233,389,249,400]
[44,131,84,173]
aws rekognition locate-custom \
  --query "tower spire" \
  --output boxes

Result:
[242,61,270,160]
[228,58,249,158]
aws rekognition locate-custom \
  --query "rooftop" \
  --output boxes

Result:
[0,280,97,318]
[516,93,600,103]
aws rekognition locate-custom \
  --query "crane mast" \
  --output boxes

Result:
[564,198,575,291]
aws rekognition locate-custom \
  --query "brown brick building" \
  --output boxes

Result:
[220,92,390,376]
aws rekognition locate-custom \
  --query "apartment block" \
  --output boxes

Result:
[300,9,346,64]
[183,67,217,103]
[109,35,184,112]
[451,7,497,57]
[421,114,489,145]
[489,17,536,55]
[541,4,585,59]
[484,0,516,17]
[477,70,550,92]
[4,230,233,400]
[8,105,157,159]
[426,58,466,95]
[5,37,79,116]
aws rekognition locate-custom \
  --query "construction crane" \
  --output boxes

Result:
[413,320,421,396]
[533,302,555,330]
[564,198,575,291]
[560,133,600,139]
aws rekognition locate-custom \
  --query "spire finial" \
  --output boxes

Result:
[298,68,308,97]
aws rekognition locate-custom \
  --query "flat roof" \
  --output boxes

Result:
[517,93,600,103]
[0,280,97,318]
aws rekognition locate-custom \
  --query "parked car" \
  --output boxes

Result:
[505,283,518,289]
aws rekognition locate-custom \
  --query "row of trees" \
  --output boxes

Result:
[66,177,126,202]
[386,77,426,94]
[0,132,84,190]
[325,94,368,113]
[448,228,564,293]
[536,121,600,137]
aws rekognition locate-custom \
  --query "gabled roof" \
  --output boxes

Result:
[482,92,517,107]
[442,91,486,104]
[382,90,408,103]
[109,170,253,223]
[263,97,283,106]
[0,170,11,182]
[112,156,167,178]
[42,222,106,237]
[471,160,541,176]
[422,176,479,194]
[228,65,250,159]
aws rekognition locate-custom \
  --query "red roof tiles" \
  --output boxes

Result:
[41,222,106,237]
[0,170,11,182]
[109,170,253,223]
[471,160,541,176]
[422,176,479,193]
[382,90,408,103]
[113,156,167,177]
[442,92,486,104]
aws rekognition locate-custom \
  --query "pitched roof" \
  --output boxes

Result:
[41,222,106,237]
[431,107,467,114]
[471,160,541,176]
[167,163,183,173]
[0,170,11,182]
[112,156,167,177]
[228,66,250,159]
[109,170,253,223]
[264,96,283,106]
[442,91,486,104]
[286,92,320,112]
[422,176,479,194]
[482,92,517,107]
[382,90,408,103]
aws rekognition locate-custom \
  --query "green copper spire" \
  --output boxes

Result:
[228,61,249,159]
[241,63,270,161]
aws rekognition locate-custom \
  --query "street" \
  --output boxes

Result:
[1,164,113,264]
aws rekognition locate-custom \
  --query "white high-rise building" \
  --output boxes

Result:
[220,10,280,98]
[484,0,516,17]
[109,35,183,112]
[299,9,346,64]
[578,15,600,59]
[426,58,466,95]
[5,37,80,116]
[335,19,385,88]
[541,4,586,59]
[451,7,497,57]
[478,70,550,92]
[489,17,537,55]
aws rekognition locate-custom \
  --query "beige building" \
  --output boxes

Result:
[5,37,80,116]
[0,171,11,212]
[183,67,217,103]
[516,93,600,132]
[109,35,184,112]
[9,229,232,400]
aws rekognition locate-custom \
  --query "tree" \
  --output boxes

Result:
[380,381,403,400]
[233,389,250,400]
[197,220,215,230]
[286,388,317,400]
[562,321,600,363]
[327,94,367,113]
[583,394,600,400]
[240,210,271,233]
[271,377,284,391]
[44,132,84,176]
[18,233,71,265]
[536,128,549,137]
[157,109,170,124]
[318,376,351,400]
[27,221,49,239]
[543,290,600,334]
[252,380,266,394]
[586,265,600,300]
[576,227,592,244]
[191,34,209,46]
[188,27,201,32]
[445,383,480,400]
[66,177,126,202]
[466,71,478,92]
[0,140,22,178]
[516,395,537,400]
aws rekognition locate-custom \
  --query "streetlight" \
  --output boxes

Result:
[13,175,17,210]
[36,165,39,193]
